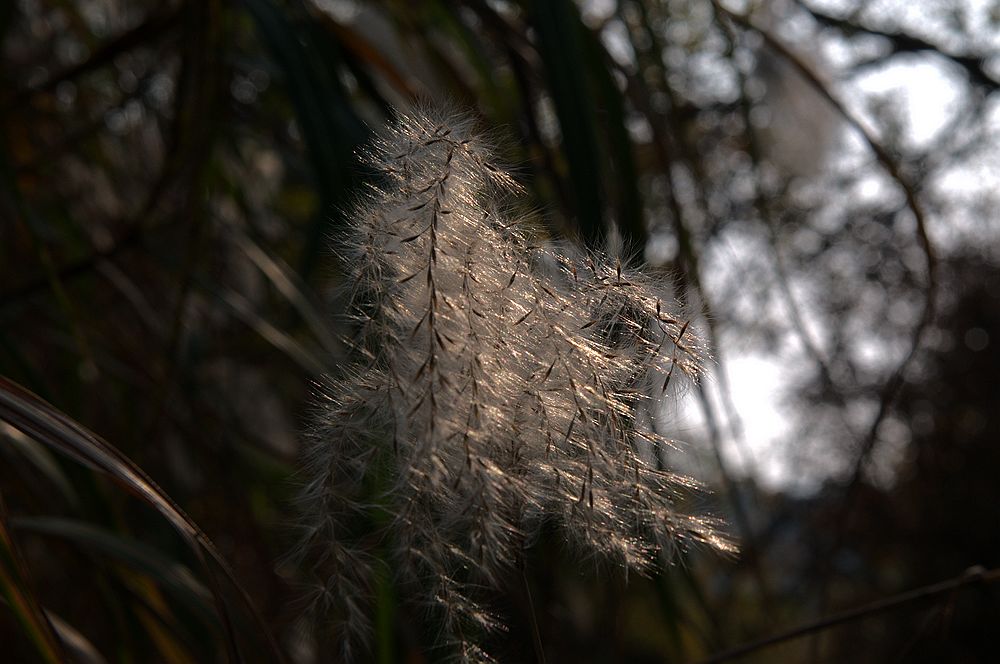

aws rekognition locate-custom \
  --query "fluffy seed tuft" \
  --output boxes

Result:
[297,106,734,661]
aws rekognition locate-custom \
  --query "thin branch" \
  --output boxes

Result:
[709,10,863,441]
[619,0,775,603]
[1,6,182,112]
[712,0,942,633]
[695,565,1000,663]
[711,5,937,313]
[795,1,999,91]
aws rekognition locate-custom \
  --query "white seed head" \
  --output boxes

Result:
[297,106,734,661]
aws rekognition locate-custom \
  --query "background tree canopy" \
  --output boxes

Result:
[1,0,999,662]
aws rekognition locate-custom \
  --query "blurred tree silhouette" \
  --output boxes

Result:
[2,0,1000,661]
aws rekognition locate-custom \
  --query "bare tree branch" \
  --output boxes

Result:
[796,1,999,91]
[696,565,1000,663]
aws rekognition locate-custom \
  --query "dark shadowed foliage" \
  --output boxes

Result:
[2,1,1000,662]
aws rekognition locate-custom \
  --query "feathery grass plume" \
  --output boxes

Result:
[297,106,734,661]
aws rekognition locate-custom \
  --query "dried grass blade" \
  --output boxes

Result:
[233,231,340,355]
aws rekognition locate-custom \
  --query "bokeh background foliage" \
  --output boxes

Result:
[2,0,1000,662]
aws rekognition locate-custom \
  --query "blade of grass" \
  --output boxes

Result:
[231,230,340,357]
[529,0,607,247]
[1,423,80,508]
[242,0,369,278]
[305,3,418,100]
[579,23,646,251]
[427,1,510,114]
[46,609,108,664]
[122,574,196,664]
[0,494,64,664]
[0,376,285,663]
[212,284,331,377]
[11,516,215,624]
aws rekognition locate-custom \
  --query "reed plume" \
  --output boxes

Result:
[297,106,734,662]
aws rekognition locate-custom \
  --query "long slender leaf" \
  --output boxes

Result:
[212,284,331,377]
[529,0,607,247]
[579,24,646,251]
[12,516,215,625]
[0,376,284,663]
[428,1,511,116]
[1,423,80,507]
[232,230,341,356]
[46,610,108,664]
[242,0,369,277]
[0,494,64,664]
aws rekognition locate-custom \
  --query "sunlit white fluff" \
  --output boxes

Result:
[296,107,734,662]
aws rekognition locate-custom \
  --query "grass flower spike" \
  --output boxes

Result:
[298,106,734,661]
